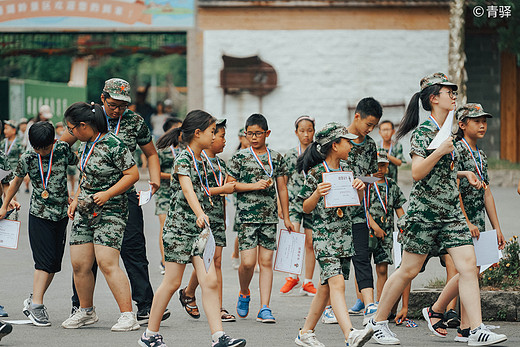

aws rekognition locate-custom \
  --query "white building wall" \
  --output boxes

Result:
[203,30,449,159]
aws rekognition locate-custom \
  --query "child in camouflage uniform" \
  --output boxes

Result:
[425,103,506,343]
[141,110,246,347]
[2,120,24,177]
[228,114,294,324]
[155,117,182,275]
[1,122,76,327]
[343,97,382,323]
[367,73,507,346]
[366,152,406,303]
[180,119,238,323]
[377,120,406,182]
[279,115,318,297]
[61,102,140,332]
[295,122,372,347]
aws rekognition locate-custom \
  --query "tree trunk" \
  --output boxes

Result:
[449,0,467,105]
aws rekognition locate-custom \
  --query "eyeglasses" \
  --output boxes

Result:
[105,101,128,111]
[245,131,266,138]
[67,124,78,135]
[439,90,458,99]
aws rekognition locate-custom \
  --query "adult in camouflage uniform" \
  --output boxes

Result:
[295,122,371,346]
[62,102,140,332]
[280,115,317,296]
[61,78,162,322]
[343,97,382,317]
[227,113,293,322]
[368,73,507,347]
[377,120,406,182]
[2,120,25,176]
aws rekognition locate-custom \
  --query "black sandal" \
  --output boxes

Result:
[179,287,200,319]
[422,306,447,337]
[221,308,236,322]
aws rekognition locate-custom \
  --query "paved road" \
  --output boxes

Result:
[0,178,518,346]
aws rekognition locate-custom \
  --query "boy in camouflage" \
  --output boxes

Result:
[295,122,372,347]
[227,114,294,323]
[377,120,406,182]
[2,120,24,176]
[343,97,382,323]
[0,122,78,327]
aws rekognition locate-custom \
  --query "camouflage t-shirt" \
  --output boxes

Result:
[377,141,406,182]
[0,151,14,206]
[342,134,378,224]
[228,147,286,224]
[367,177,407,234]
[164,149,213,236]
[156,146,180,198]
[405,119,464,222]
[298,163,354,259]
[285,147,306,206]
[1,138,24,175]
[77,133,135,208]
[15,141,78,221]
[204,155,227,232]
[455,140,488,231]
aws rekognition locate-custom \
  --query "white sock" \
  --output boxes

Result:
[303,279,312,285]
[146,328,159,337]
[212,331,225,342]
[290,274,298,280]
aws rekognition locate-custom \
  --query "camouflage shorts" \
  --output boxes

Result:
[369,234,393,265]
[70,204,128,251]
[317,256,351,285]
[238,223,277,251]
[399,219,472,255]
[154,194,170,215]
[212,224,227,247]
[162,228,203,264]
[289,209,313,230]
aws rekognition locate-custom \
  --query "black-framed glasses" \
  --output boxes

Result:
[439,90,458,99]
[105,101,128,111]
[245,131,266,138]
[67,124,78,135]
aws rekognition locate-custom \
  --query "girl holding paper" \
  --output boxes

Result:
[295,122,372,347]
[365,73,507,346]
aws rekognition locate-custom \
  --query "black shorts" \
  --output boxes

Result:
[28,214,68,274]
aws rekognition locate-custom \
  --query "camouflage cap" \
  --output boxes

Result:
[420,72,458,91]
[238,127,246,137]
[3,119,17,128]
[103,78,131,103]
[315,122,357,146]
[455,103,492,121]
[377,150,389,164]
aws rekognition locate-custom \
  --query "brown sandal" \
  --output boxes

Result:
[220,308,236,322]
[179,287,200,319]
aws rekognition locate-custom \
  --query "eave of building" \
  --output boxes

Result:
[198,0,451,8]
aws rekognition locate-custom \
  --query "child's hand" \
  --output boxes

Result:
[352,178,365,191]
[374,226,386,240]
[222,182,236,194]
[466,172,483,189]
[395,307,408,325]
[68,200,78,220]
[315,182,332,196]
[468,221,480,239]
[8,200,20,211]
[196,214,209,228]
[149,181,160,195]
[437,137,455,156]
[255,179,271,190]
[93,191,110,206]
[0,206,7,220]
[284,219,295,232]
[497,229,506,250]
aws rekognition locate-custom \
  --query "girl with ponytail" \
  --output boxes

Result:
[62,101,140,332]
[366,74,507,346]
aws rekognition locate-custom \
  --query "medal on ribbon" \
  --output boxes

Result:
[38,142,55,199]
[250,147,274,186]
[429,115,455,170]
[373,178,389,224]
[460,138,487,189]
[169,145,177,159]
[187,146,213,206]
[4,138,16,156]
[103,106,123,135]
[202,150,223,187]
[322,160,345,218]
[379,140,393,157]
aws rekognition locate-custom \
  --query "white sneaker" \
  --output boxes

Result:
[61,307,99,329]
[347,327,374,347]
[321,306,338,324]
[468,323,507,346]
[111,312,140,332]
[295,329,325,347]
[366,319,400,345]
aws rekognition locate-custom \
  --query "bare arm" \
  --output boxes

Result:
[0,176,24,218]
[59,131,79,147]
[484,187,505,249]
[226,175,269,192]
[387,154,402,167]
[92,165,139,206]
[411,137,454,181]
[140,141,161,194]
[276,176,294,231]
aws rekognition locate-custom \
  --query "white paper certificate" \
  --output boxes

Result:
[322,171,360,208]
[0,219,21,249]
[274,230,306,275]
[472,229,500,269]
[138,184,153,206]
[393,231,402,268]
[203,231,216,273]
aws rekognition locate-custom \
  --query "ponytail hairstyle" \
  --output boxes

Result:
[64,102,108,134]
[396,84,442,140]
[455,117,469,142]
[296,139,341,174]
[156,109,216,149]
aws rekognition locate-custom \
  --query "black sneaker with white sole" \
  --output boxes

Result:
[0,321,12,341]
[468,324,507,346]
[136,307,171,324]
[212,334,246,347]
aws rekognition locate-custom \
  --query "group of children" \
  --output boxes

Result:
[0,72,512,347]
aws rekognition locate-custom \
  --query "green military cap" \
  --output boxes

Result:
[103,78,131,103]
[420,72,458,91]
[315,122,357,146]
[455,103,492,121]
[377,150,389,164]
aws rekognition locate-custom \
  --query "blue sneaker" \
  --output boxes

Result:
[348,299,364,315]
[0,306,7,317]
[321,305,337,324]
[236,292,250,318]
[362,303,378,326]
[256,305,275,323]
